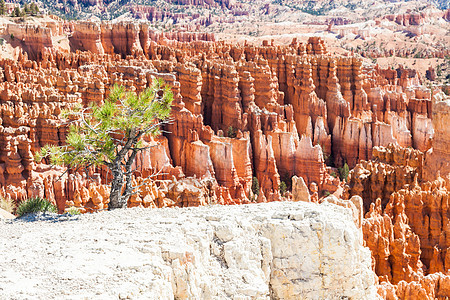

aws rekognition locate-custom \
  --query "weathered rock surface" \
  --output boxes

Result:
[292,175,311,202]
[347,144,424,210]
[424,97,450,181]
[0,202,378,299]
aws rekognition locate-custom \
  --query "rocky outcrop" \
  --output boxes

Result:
[424,97,450,181]
[292,175,311,202]
[0,208,15,219]
[69,20,215,58]
[347,144,424,211]
[0,202,378,299]
[363,197,424,284]
[7,23,54,60]
[363,177,450,298]
[378,273,450,300]
[69,21,104,54]
[347,142,450,298]
[383,9,450,27]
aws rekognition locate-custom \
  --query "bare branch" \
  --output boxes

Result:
[131,143,161,151]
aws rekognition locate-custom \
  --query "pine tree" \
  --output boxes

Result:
[0,0,6,16]
[251,176,260,196]
[30,3,39,16]
[12,7,21,17]
[36,80,174,209]
[338,162,350,182]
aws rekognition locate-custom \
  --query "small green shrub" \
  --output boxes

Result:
[16,197,57,217]
[0,197,16,214]
[279,181,287,196]
[251,176,260,196]
[227,126,237,138]
[65,206,80,215]
[338,162,350,181]
[10,33,14,40]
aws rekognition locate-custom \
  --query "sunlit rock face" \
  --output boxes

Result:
[0,202,378,299]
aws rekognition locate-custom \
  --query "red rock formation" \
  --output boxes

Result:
[348,140,450,298]
[347,144,424,210]
[363,175,450,298]
[383,9,450,27]
[69,21,104,54]
[1,20,440,210]
[101,22,144,57]
[7,23,54,60]
[424,96,450,181]
[378,273,450,299]
[426,66,437,81]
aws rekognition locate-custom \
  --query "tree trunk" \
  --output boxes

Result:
[109,133,139,210]
[121,149,137,203]
[109,165,126,209]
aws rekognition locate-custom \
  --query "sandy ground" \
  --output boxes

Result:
[0,209,171,299]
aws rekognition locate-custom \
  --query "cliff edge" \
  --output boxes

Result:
[0,202,377,299]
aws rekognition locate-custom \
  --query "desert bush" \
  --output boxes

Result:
[338,162,350,181]
[16,197,57,217]
[0,0,5,16]
[0,197,16,214]
[279,181,287,196]
[65,206,80,215]
[251,176,260,196]
[227,126,237,138]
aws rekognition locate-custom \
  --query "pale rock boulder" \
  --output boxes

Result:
[156,202,379,299]
[322,194,364,228]
[291,175,311,202]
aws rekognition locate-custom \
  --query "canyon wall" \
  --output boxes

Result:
[347,127,450,298]
[0,20,440,215]
[424,97,450,181]
[5,21,435,208]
